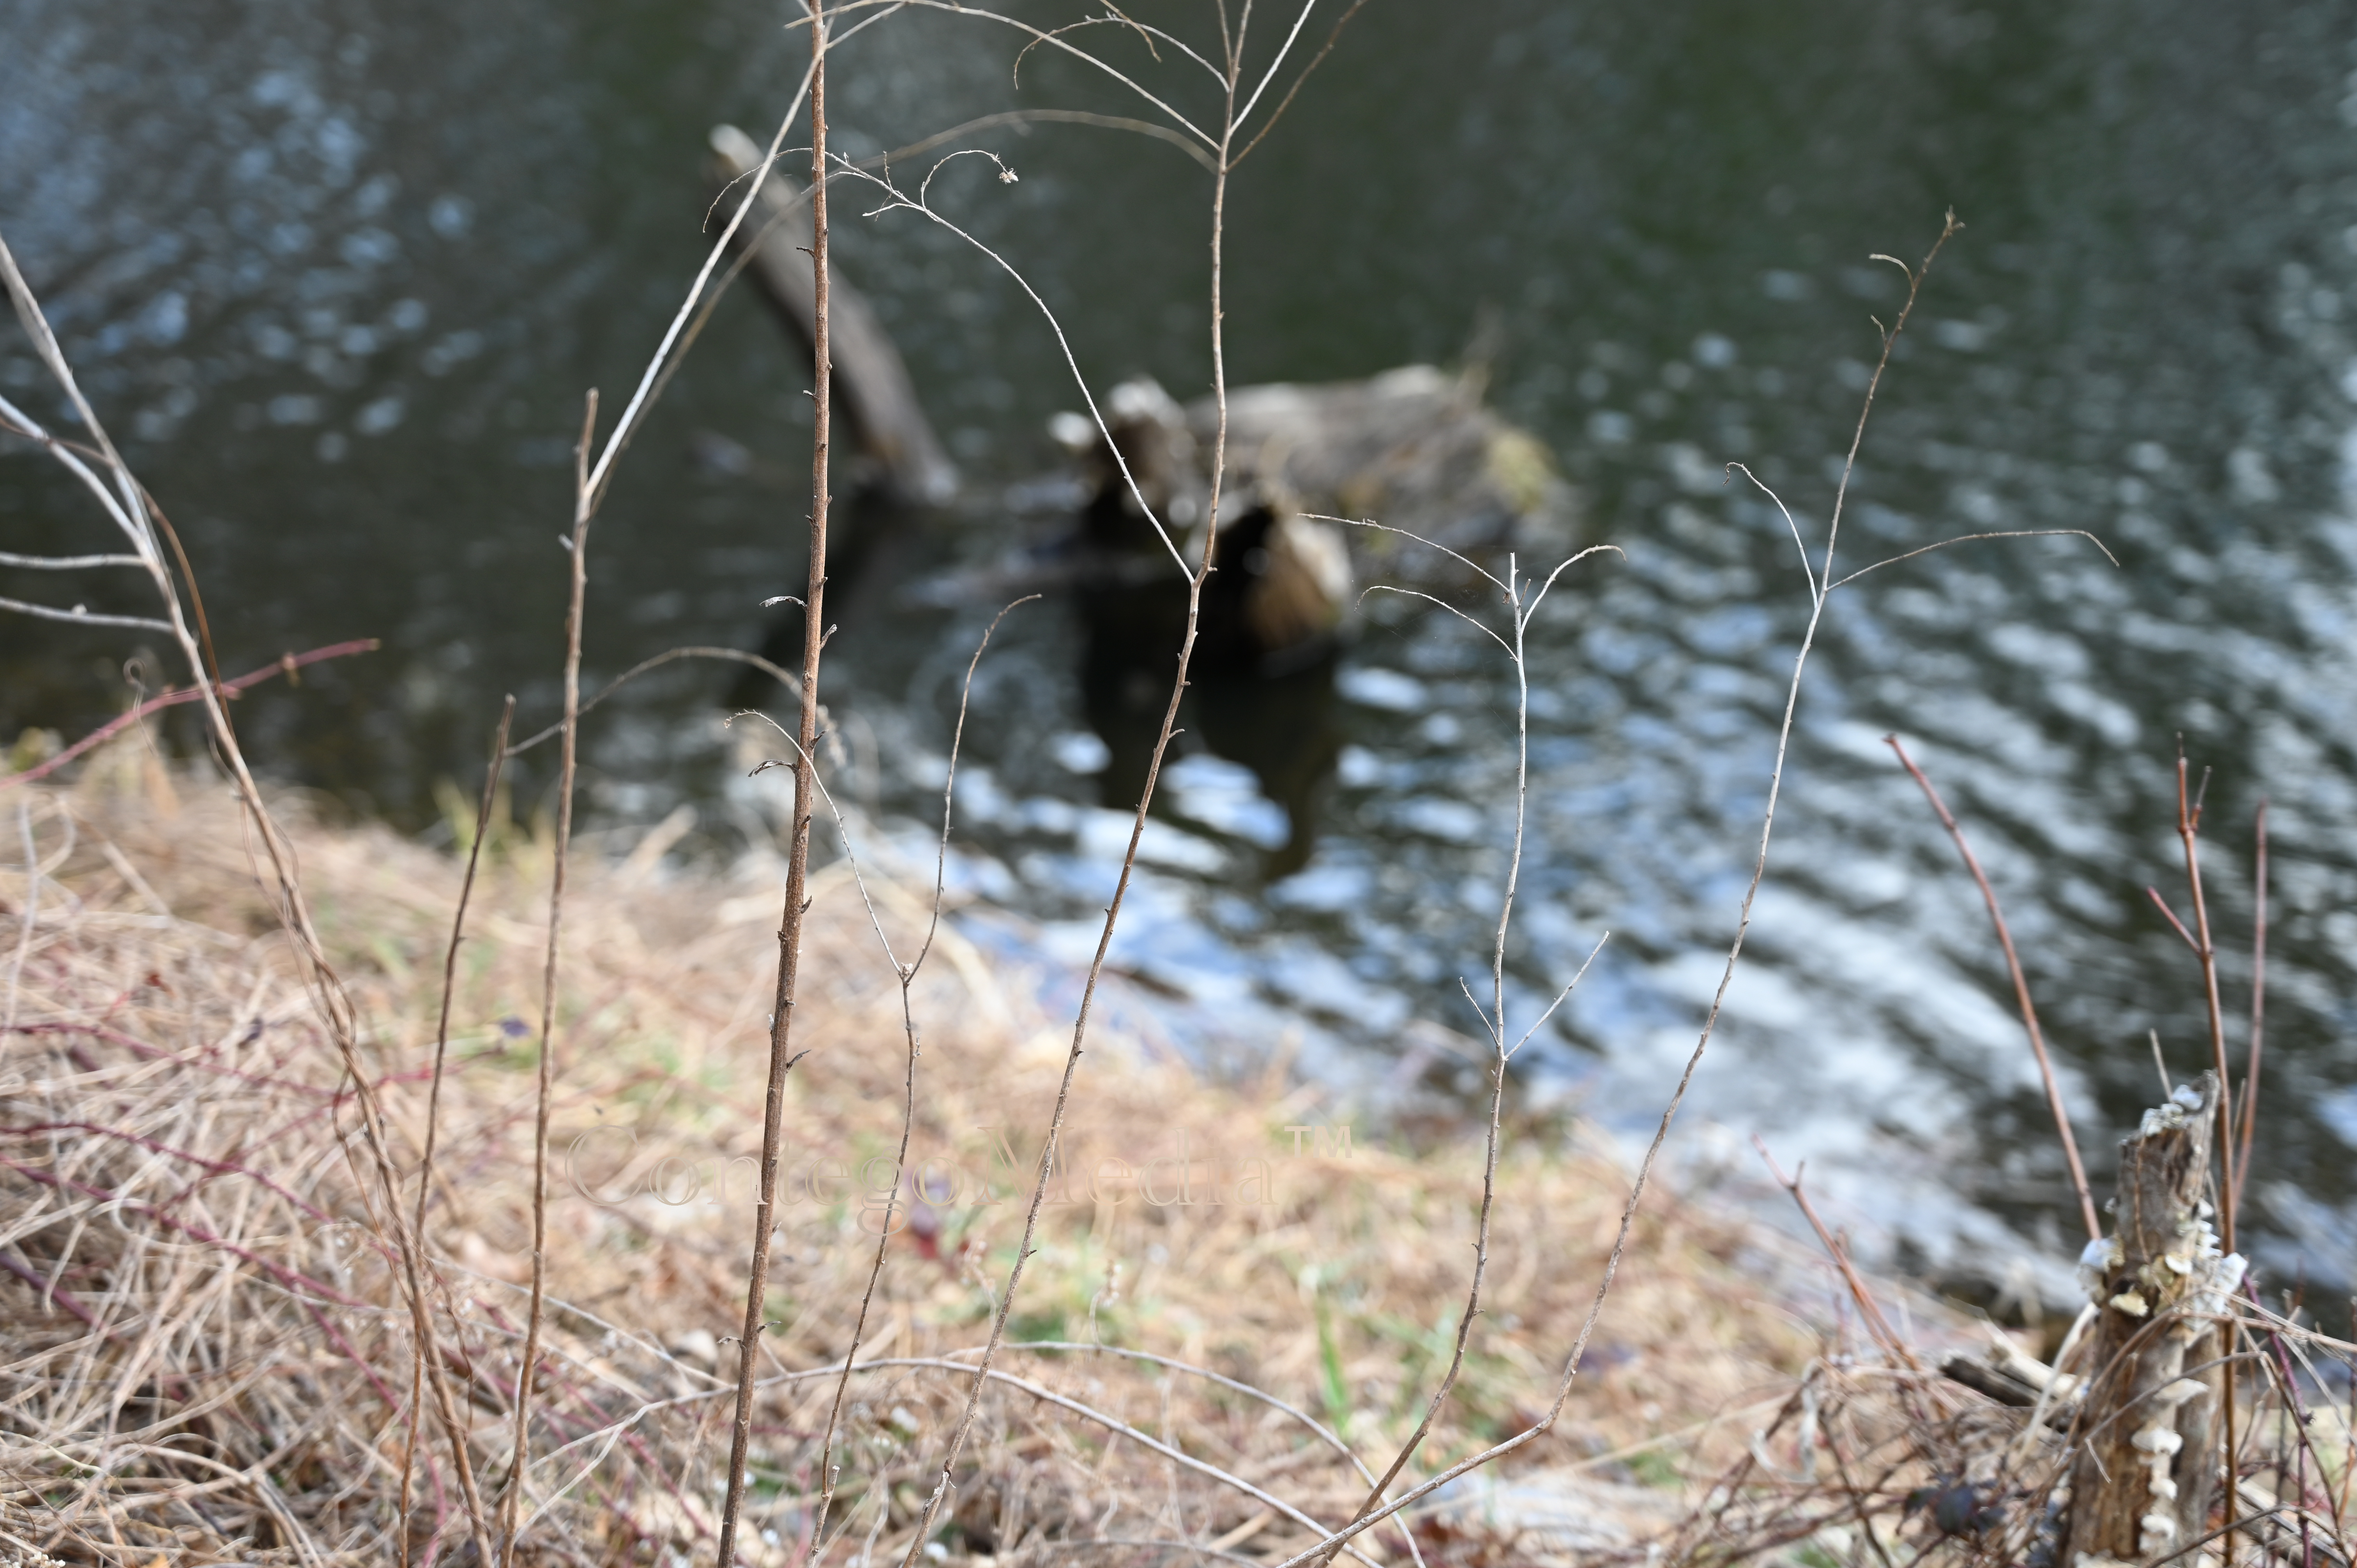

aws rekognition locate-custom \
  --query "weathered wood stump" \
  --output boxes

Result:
[2063,1072,2245,1568]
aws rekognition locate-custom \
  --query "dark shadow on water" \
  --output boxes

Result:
[1077,570,1341,881]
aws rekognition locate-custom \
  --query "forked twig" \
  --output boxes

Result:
[1262,210,1967,1568]
[1318,534,1616,1564]
[888,11,1323,1564]
[803,595,1035,1549]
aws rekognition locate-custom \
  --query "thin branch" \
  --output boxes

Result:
[1260,209,1965,1568]
[1232,0,1324,134]
[894,0,1217,147]
[579,63,820,514]
[717,4,836,1557]
[1351,584,1511,654]
[1322,540,1615,1562]
[2235,798,2267,1205]
[1885,734,2100,1241]
[888,106,1219,172]
[397,695,511,1562]
[1,639,382,791]
[0,550,147,570]
[1825,528,2118,593]
[1754,1139,1919,1370]
[505,645,803,758]
[2147,885,2200,953]
[1229,0,1369,167]
[892,25,1249,1566]
[1726,462,1822,609]
[497,387,597,1564]
[0,595,172,633]
[1011,14,1225,94]
[803,596,1034,1550]
[839,157,1189,574]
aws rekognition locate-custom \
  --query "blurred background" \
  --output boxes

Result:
[5,0,2357,1311]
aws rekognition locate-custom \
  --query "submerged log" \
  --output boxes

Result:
[708,124,957,507]
[1202,365,1576,563]
[2062,1072,2244,1568]
[1055,368,1577,572]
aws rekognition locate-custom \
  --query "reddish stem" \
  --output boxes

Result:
[1886,735,2102,1242]
[0,637,380,790]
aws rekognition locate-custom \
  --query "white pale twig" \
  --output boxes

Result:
[1316,524,1617,1564]
[1516,543,1628,629]
[1354,584,1511,655]
[1726,461,1822,607]
[1507,932,1610,1063]
[579,60,820,512]
[896,1,1218,143]
[1233,0,1322,129]
[1317,512,1507,596]
[0,596,172,633]
[840,155,1187,573]
[1270,216,1974,1568]
[0,550,147,570]
[1826,528,2118,592]
[1011,13,1226,90]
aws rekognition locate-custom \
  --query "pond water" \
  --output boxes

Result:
[7,0,2357,1301]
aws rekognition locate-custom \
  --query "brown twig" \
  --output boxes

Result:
[1884,735,2101,1241]
[2235,798,2267,1207]
[2171,747,2241,1564]
[498,387,599,1563]
[717,5,834,1560]
[396,696,512,1562]
[1753,1138,1919,1371]
[2174,749,2236,1252]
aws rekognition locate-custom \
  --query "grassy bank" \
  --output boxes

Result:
[0,742,1903,1565]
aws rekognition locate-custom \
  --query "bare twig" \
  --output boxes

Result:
[504,646,802,758]
[396,697,513,1562]
[2,225,492,1568]
[1754,1139,1919,1370]
[498,387,599,1563]
[1262,211,1965,1568]
[717,3,835,1558]
[1,639,382,791]
[1885,735,2101,1240]
[2174,749,2236,1250]
[2235,798,2267,1205]
[891,10,1306,1563]
[1319,540,1615,1564]
[805,596,1035,1549]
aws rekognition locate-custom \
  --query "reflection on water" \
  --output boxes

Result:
[8,0,2357,1299]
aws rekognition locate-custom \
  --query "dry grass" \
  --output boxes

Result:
[0,741,1883,1565]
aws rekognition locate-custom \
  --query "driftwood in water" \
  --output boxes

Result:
[2063,1072,2243,1568]
[1203,365,1576,563]
[708,124,957,506]
[1058,367,1577,572]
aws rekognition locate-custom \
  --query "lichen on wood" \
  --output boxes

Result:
[2063,1072,2246,1568]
